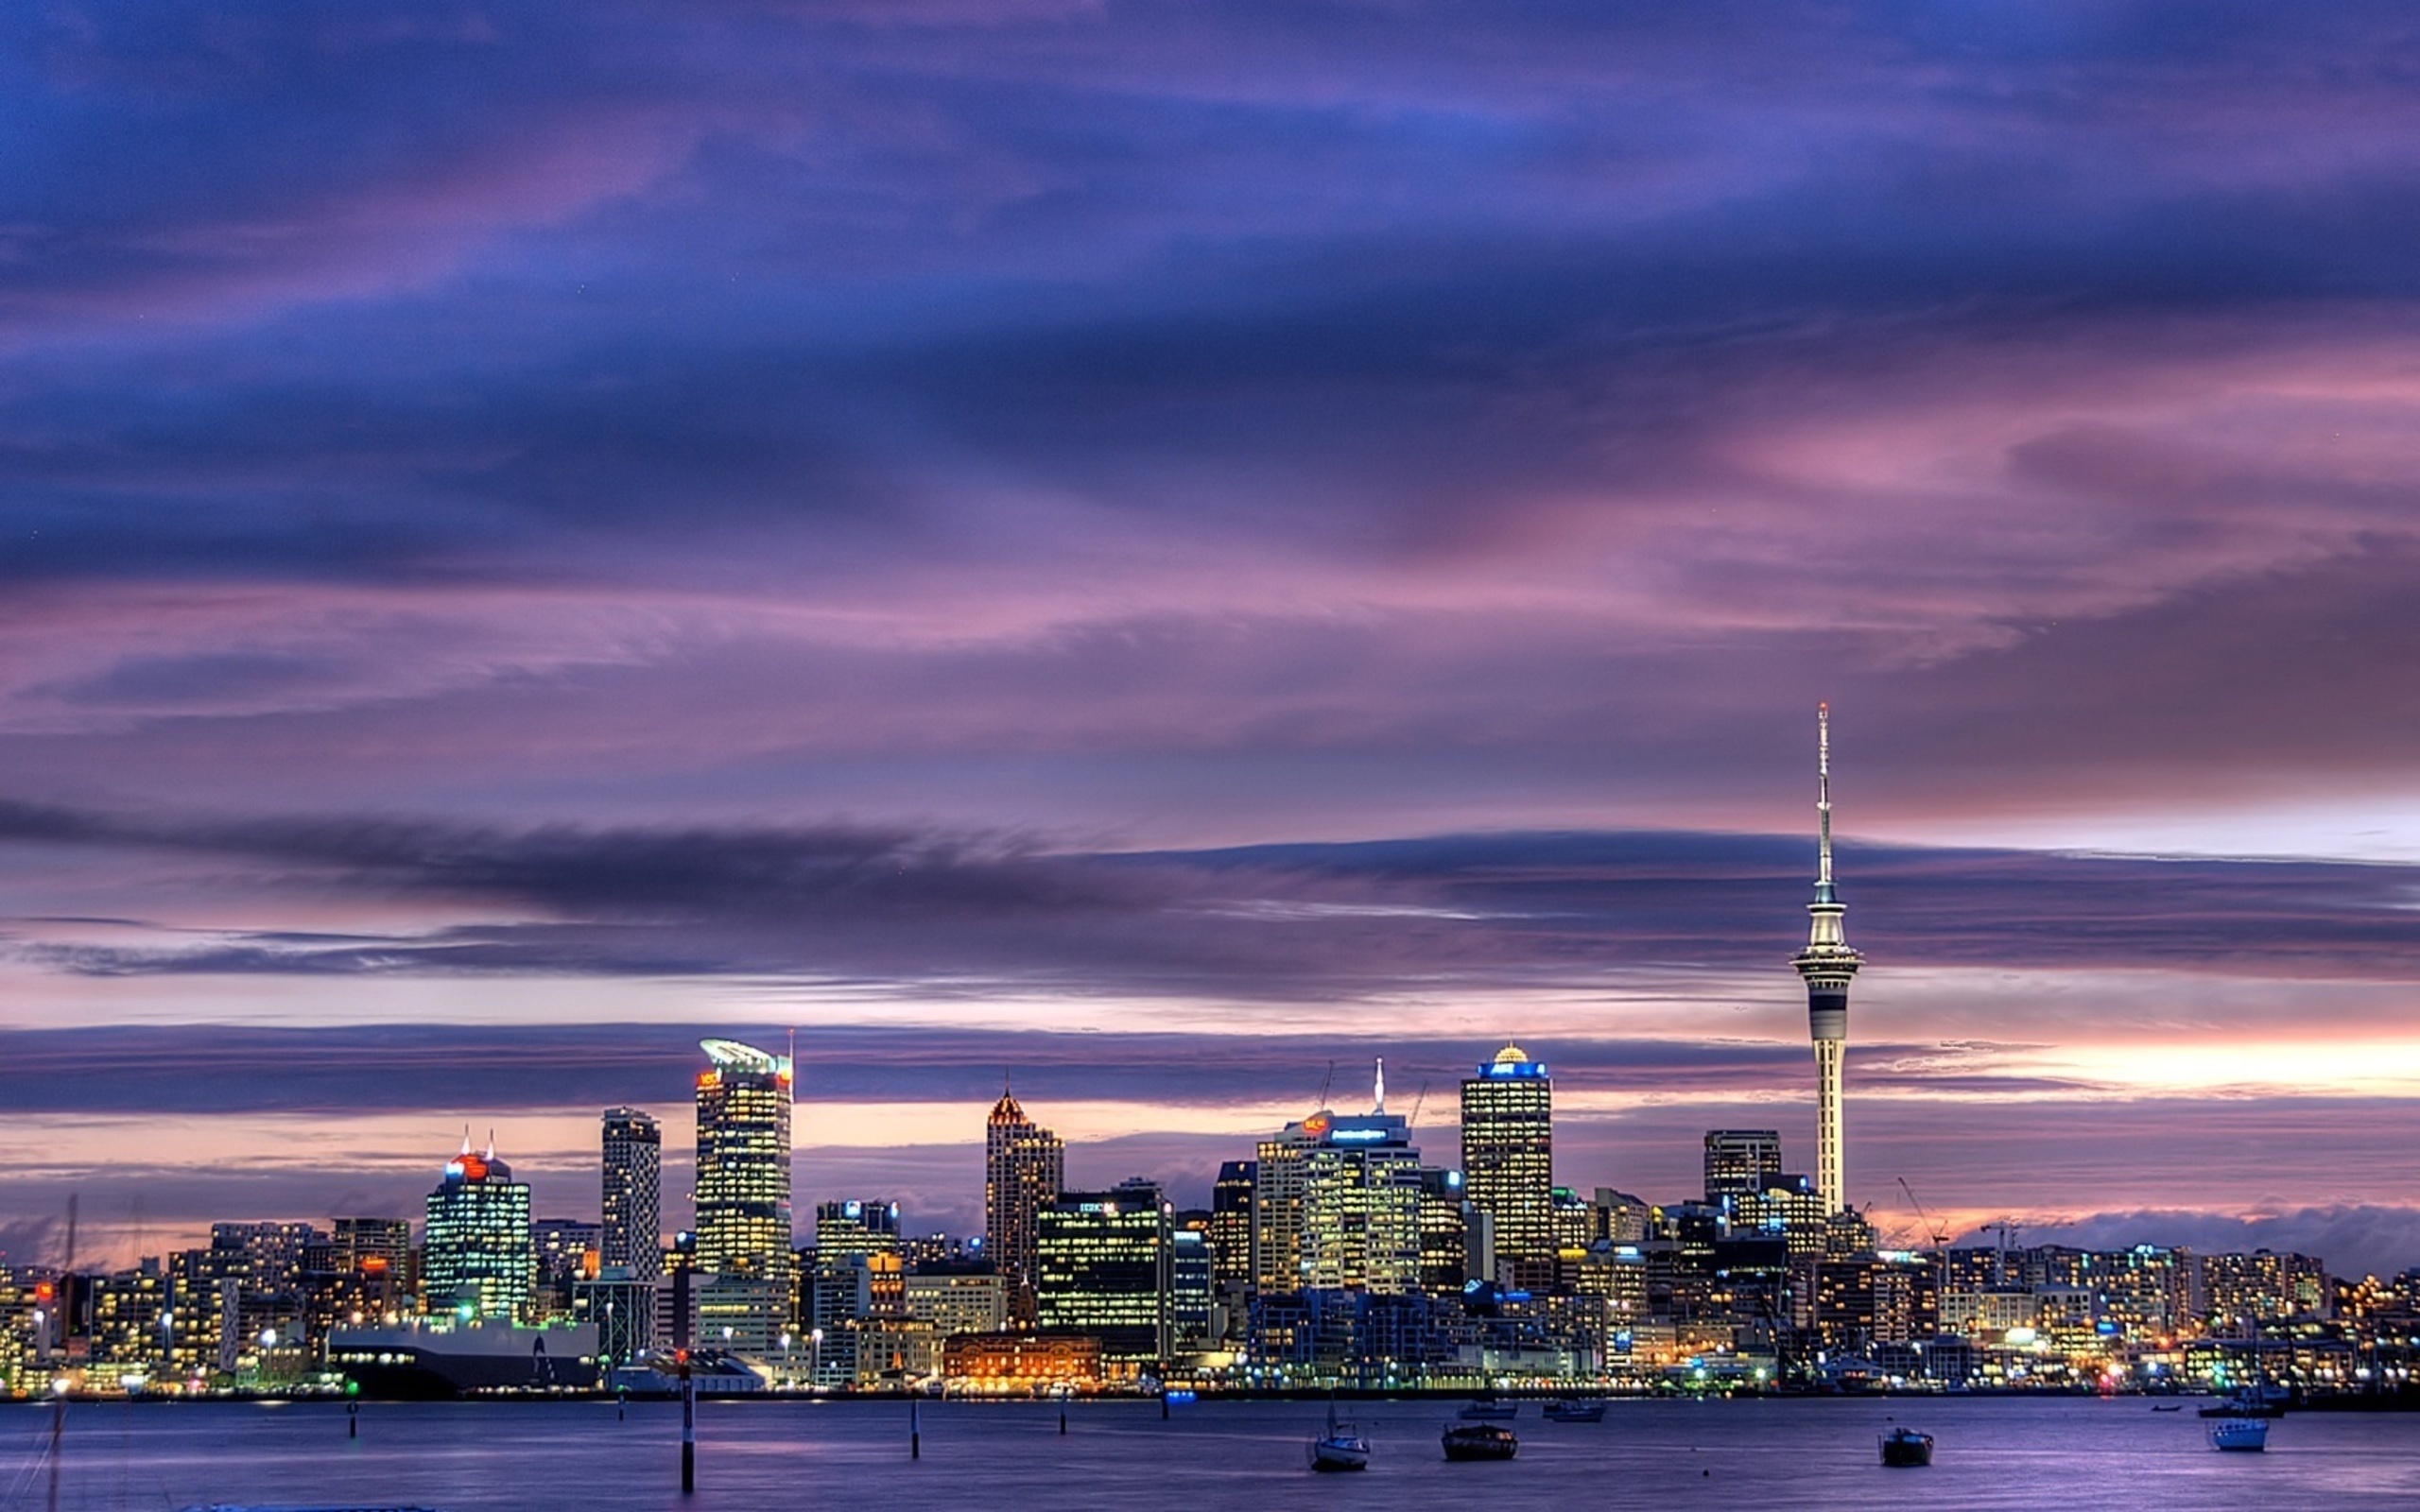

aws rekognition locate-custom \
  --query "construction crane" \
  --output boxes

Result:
[1896,1177,1949,1249]
[1406,1080,1431,1130]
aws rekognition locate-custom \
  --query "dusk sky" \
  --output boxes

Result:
[6,1,2420,1276]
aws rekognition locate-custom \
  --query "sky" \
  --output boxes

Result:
[4,0,2420,1278]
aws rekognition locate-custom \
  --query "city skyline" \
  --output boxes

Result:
[7,1,2420,1295]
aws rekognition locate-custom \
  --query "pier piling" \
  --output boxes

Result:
[681,1358,697,1494]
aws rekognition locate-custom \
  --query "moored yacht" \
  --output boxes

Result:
[1308,1397,1372,1472]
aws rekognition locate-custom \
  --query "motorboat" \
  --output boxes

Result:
[1458,1389,1520,1420]
[2151,1402,2184,1413]
[1308,1397,1372,1473]
[1878,1426,1934,1467]
[2208,1417,2270,1452]
[1442,1422,1519,1461]
[1542,1398,1607,1422]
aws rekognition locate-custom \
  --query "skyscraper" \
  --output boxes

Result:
[1254,1069,1425,1296]
[1703,1129,1784,1203]
[1207,1160,1257,1297]
[601,1108,662,1280]
[1035,1179,1171,1372]
[984,1085,1063,1324]
[1791,704,1863,1213]
[694,1039,793,1283]
[422,1136,534,1321]
[1460,1043,1553,1280]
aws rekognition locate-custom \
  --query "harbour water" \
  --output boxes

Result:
[5,1396,2416,1510]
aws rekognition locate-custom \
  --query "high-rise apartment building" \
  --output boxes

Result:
[1461,1043,1553,1278]
[984,1086,1063,1325]
[422,1137,534,1321]
[694,1040,793,1284]
[1703,1130,1784,1203]
[601,1108,663,1280]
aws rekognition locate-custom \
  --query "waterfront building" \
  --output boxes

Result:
[422,1136,535,1322]
[695,1272,789,1358]
[693,1039,794,1285]
[1791,705,1864,1213]
[1703,1130,1784,1203]
[1461,1043,1554,1278]
[942,1331,1101,1394]
[2100,1244,2195,1339]
[600,1108,663,1281]
[2204,1248,2328,1328]
[984,1085,1064,1325]
[1035,1179,1172,1372]
[89,1263,169,1378]
[903,1267,1007,1338]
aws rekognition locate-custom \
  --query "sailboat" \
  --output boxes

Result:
[1308,1395,1372,1472]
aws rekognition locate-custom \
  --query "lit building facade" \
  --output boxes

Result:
[1035,1180,1171,1371]
[1207,1160,1257,1297]
[903,1269,1008,1338]
[984,1087,1063,1325]
[1703,1130,1784,1203]
[600,1108,663,1280]
[423,1138,535,1322]
[1461,1044,1554,1278]
[693,1039,793,1285]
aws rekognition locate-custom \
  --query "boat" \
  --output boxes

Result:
[1442,1422,1519,1461]
[325,1321,601,1399]
[2207,1417,2270,1452]
[1458,1389,1520,1420]
[1307,1397,1372,1473]
[1542,1398,1607,1422]
[2151,1403,2184,1413]
[1878,1426,1934,1467]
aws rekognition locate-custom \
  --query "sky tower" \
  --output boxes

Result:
[1792,703,1863,1213]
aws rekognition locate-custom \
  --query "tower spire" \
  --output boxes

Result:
[1373,1057,1386,1114]
[1817,700,1833,891]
